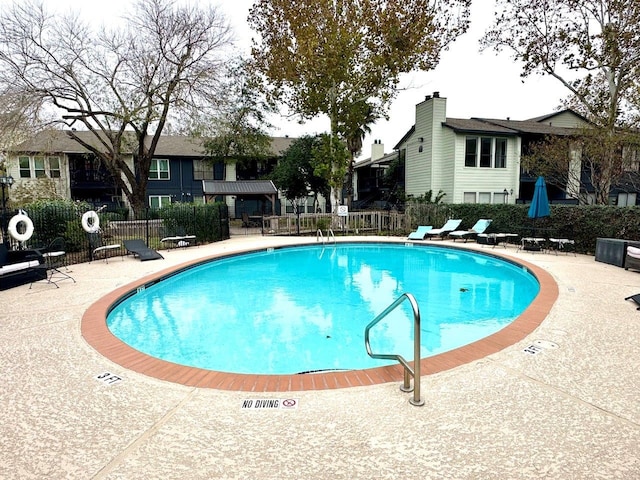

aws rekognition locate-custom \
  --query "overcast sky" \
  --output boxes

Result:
[4,0,570,159]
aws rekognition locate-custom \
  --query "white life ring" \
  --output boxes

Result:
[81,210,100,233]
[8,212,34,242]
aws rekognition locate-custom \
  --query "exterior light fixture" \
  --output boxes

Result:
[1,175,15,247]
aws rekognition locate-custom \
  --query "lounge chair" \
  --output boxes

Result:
[624,293,640,310]
[477,233,519,248]
[161,234,196,249]
[124,239,164,261]
[548,237,576,255]
[424,219,462,240]
[407,225,433,240]
[449,219,492,242]
[88,232,121,263]
[625,246,640,272]
[548,225,576,255]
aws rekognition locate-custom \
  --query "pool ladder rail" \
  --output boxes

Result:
[316,228,336,244]
[364,293,424,406]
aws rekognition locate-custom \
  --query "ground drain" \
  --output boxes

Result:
[523,339,559,355]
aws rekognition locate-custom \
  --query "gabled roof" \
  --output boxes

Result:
[443,118,519,135]
[393,108,587,150]
[354,151,399,169]
[393,126,415,150]
[8,129,294,157]
[526,108,591,124]
[471,118,579,136]
[202,180,278,195]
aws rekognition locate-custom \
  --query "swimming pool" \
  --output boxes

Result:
[106,243,539,375]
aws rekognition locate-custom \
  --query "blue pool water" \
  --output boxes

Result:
[107,243,539,375]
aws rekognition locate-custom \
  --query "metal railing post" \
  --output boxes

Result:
[364,292,425,407]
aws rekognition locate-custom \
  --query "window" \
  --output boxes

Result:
[149,195,171,208]
[49,157,61,178]
[478,192,491,204]
[463,192,476,203]
[465,137,508,168]
[618,192,637,207]
[495,139,507,168]
[149,159,169,180]
[479,138,492,167]
[19,156,30,178]
[19,156,62,178]
[33,157,46,178]
[465,138,477,167]
[193,159,214,180]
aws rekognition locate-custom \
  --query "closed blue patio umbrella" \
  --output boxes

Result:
[528,176,550,241]
[528,176,550,220]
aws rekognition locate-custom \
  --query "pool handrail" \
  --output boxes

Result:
[364,292,424,406]
[316,228,336,244]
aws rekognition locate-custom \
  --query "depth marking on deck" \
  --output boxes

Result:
[241,398,298,410]
[95,372,124,386]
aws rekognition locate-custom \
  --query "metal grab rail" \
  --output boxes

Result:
[316,229,336,244]
[364,293,424,406]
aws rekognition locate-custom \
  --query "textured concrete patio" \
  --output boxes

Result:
[1,234,639,479]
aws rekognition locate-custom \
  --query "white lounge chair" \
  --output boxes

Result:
[407,225,433,240]
[424,219,462,240]
[449,219,492,242]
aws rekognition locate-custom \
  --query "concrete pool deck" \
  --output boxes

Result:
[1,235,639,479]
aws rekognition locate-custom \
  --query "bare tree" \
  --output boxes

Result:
[482,0,640,203]
[0,0,233,215]
[522,128,640,204]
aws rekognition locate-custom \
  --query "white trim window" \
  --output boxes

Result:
[464,138,477,167]
[463,192,476,203]
[18,155,62,178]
[149,195,171,208]
[495,139,507,168]
[19,156,30,178]
[149,158,170,180]
[617,192,637,207]
[464,137,508,168]
[49,156,61,178]
[478,192,491,204]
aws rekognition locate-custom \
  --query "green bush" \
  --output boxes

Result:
[21,199,90,249]
[406,201,640,254]
[316,217,330,231]
[159,202,228,243]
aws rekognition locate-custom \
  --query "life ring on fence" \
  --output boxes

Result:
[81,210,100,233]
[8,211,34,243]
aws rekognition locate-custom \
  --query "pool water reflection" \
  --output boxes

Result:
[107,243,539,374]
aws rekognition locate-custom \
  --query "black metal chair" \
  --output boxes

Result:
[40,237,75,287]
[242,212,259,228]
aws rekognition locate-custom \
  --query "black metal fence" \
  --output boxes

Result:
[2,202,230,265]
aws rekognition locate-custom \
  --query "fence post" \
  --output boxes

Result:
[145,208,150,245]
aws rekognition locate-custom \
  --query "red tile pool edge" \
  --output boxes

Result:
[81,245,558,392]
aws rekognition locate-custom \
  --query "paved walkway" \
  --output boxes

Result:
[1,235,639,479]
